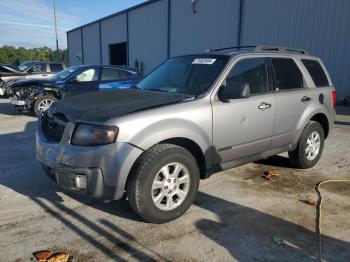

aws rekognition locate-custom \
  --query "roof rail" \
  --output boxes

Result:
[206,46,257,52]
[255,46,308,55]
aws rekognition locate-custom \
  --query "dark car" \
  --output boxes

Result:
[0,61,66,97]
[9,65,142,115]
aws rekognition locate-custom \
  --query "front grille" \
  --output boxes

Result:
[41,112,66,143]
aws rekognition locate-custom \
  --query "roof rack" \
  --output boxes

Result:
[207,45,308,55]
[255,46,308,54]
[206,46,256,52]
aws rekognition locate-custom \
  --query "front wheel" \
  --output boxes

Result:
[127,144,200,223]
[34,95,57,116]
[289,121,325,169]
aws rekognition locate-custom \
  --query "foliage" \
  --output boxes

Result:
[0,45,68,65]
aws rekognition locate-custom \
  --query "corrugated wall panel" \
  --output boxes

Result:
[67,29,82,66]
[170,0,241,56]
[241,0,350,99]
[82,23,100,64]
[128,0,168,74]
[100,14,127,64]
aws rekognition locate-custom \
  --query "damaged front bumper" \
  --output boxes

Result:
[0,87,5,96]
[36,117,144,200]
[9,96,27,106]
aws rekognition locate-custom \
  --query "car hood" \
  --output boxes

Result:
[0,65,23,77]
[10,79,59,91]
[50,89,193,123]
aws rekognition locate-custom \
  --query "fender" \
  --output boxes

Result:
[292,106,332,148]
[131,118,211,165]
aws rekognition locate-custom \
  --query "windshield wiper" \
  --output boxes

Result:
[145,88,169,93]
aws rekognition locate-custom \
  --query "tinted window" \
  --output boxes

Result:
[119,70,135,79]
[271,58,304,90]
[31,63,46,73]
[137,56,228,96]
[49,63,63,72]
[302,59,329,87]
[226,58,268,94]
[75,68,98,82]
[101,68,121,81]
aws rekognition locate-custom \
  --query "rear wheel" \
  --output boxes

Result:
[34,95,57,116]
[289,121,324,169]
[127,144,200,223]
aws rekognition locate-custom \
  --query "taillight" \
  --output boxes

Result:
[331,90,336,108]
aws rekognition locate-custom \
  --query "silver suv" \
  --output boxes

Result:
[36,46,336,223]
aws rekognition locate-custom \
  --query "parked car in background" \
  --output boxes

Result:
[0,61,66,97]
[9,65,142,115]
[36,46,336,223]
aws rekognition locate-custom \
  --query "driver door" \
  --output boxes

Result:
[64,67,100,97]
[26,62,49,79]
[212,57,275,164]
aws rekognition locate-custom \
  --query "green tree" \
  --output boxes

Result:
[0,45,67,65]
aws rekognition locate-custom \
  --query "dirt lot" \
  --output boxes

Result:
[0,99,349,262]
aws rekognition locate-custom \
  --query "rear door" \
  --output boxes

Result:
[64,67,99,97]
[99,68,139,90]
[270,57,314,148]
[212,56,275,163]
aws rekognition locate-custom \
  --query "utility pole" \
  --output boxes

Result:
[53,0,59,60]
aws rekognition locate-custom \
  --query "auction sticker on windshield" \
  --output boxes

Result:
[192,58,217,65]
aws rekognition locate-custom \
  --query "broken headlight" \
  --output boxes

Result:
[71,124,118,146]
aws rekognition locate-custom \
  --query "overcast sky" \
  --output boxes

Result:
[0,0,146,49]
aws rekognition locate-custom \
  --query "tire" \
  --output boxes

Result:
[34,95,57,116]
[127,144,200,223]
[288,121,324,169]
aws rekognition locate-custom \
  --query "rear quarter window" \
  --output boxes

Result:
[301,59,329,87]
[49,63,64,72]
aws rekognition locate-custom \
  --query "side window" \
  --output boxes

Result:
[226,58,268,95]
[119,70,135,80]
[75,68,98,82]
[49,63,63,72]
[101,68,121,81]
[31,63,46,73]
[271,58,304,90]
[301,59,329,87]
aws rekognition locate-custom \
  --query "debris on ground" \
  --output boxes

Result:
[301,198,316,206]
[272,236,284,245]
[262,170,279,181]
[34,251,53,262]
[33,251,69,262]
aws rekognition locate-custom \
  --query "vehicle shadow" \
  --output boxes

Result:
[255,155,294,168]
[194,191,350,261]
[0,121,349,261]
[0,98,35,117]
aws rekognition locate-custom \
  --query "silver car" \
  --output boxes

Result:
[36,46,336,223]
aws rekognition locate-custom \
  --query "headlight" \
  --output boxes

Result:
[71,124,118,146]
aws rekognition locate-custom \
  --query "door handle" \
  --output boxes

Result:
[301,96,311,103]
[258,102,271,111]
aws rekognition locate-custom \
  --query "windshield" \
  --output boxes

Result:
[50,66,81,81]
[18,61,36,72]
[136,55,229,96]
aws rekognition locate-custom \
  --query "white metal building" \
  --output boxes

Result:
[67,0,350,99]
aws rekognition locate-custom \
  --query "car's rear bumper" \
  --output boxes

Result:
[36,118,144,200]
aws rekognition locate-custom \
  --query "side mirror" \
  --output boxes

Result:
[69,76,78,84]
[218,81,250,100]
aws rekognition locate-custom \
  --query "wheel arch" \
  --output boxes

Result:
[309,113,329,139]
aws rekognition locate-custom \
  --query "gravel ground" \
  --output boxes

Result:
[0,99,349,262]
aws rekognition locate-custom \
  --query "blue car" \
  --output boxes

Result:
[9,65,142,115]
